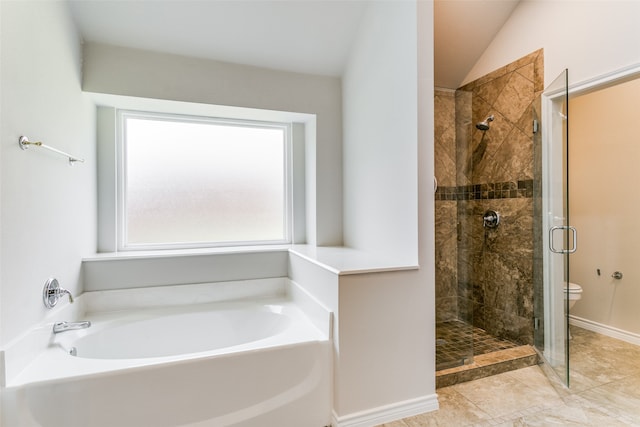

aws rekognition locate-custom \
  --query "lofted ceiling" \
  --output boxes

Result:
[68,0,520,88]
[434,0,521,88]
[68,0,369,77]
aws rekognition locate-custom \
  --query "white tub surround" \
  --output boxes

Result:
[82,277,287,313]
[82,246,290,291]
[0,295,86,388]
[287,246,437,427]
[2,279,332,427]
[3,244,432,427]
[7,299,327,387]
[6,342,330,427]
[3,278,330,386]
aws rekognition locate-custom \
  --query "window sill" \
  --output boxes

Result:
[83,244,291,263]
[289,244,419,276]
[82,245,291,292]
[81,244,418,293]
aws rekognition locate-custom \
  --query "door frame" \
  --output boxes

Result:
[540,62,640,385]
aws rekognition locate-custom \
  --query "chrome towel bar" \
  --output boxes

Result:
[19,136,84,165]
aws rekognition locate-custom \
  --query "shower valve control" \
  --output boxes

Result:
[483,210,500,228]
[612,271,623,280]
[42,278,74,309]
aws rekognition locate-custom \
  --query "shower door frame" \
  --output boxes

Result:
[540,69,571,386]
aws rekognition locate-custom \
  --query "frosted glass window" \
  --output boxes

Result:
[121,113,289,249]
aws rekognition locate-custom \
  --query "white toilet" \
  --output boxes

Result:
[565,282,583,310]
[565,282,583,340]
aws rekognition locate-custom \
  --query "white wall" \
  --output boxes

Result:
[463,1,640,89]
[569,78,640,335]
[0,2,96,346]
[335,269,436,421]
[342,0,419,264]
[0,2,437,424]
[333,0,437,423]
[82,43,343,247]
[0,1,96,345]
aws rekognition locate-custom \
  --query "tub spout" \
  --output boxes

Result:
[53,321,91,334]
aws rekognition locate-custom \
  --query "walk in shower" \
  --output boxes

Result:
[434,50,544,380]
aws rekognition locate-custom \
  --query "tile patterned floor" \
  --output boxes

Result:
[380,326,640,426]
[436,320,520,370]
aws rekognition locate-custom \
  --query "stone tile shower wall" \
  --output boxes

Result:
[435,50,543,345]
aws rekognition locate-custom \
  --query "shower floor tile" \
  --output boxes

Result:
[436,320,520,370]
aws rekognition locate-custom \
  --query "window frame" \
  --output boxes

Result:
[114,109,294,251]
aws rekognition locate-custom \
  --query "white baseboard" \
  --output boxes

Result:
[570,315,640,346]
[332,394,439,427]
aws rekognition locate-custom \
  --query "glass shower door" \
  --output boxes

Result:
[434,88,474,371]
[537,69,572,386]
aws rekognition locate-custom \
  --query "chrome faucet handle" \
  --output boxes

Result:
[483,210,500,228]
[43,278,74,309]
[59,287,74,304]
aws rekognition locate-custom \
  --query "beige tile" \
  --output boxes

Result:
[515,63,534,83]
[559,395,637,426]
[579,373,640,421]
[451,368,563,419]
[505,365,557,389]
[492,126,533,180]
[516,404,616,426]
[475,73,511,106]
[571,328,640,369]
[398,328,640,426]
[434,90,457,187]
[398,415,438,427]
[569,345,640,389]
[378,420,409,427]
[492,418,528,427]
[493,72,534,124]
[401,387,491,426]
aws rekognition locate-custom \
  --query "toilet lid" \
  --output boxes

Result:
[566,282,582,293]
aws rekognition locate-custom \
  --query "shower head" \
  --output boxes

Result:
[476,115,495,131]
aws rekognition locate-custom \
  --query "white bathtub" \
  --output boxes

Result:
[57,302,299,360]
[3,288,332,427]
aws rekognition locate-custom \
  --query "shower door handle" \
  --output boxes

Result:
[549,226,577,254]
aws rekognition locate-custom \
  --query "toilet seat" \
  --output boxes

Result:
[565,282,582,301]
[566,282,582,294]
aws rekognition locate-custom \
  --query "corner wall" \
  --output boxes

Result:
[0,1,96,346]
[332,0,437,424]
[342,0,418,264]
